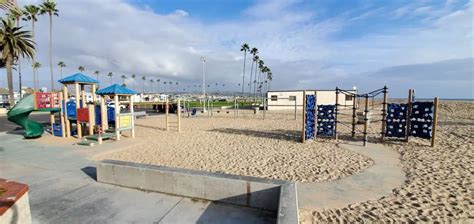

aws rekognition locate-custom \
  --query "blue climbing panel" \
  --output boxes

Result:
[305,95,316,140]
[386,103,408,138]
[410,101,434,139]
[317,105,335,137]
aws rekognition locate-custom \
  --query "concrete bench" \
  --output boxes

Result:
[133,111,147,119]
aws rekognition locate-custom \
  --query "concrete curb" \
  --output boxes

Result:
[97,160,299,223]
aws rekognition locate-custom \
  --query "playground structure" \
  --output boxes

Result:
[300,86,439,147]
[165,98,181,132]
[6,73,139,145]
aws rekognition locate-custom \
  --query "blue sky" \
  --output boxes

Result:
[1,0,472,98]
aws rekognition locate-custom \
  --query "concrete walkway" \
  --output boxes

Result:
[0,132,275,224]
[297,142,406,210]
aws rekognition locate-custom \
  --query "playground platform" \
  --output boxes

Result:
[0,132,275,223]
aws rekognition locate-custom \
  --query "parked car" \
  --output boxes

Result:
[106,101,126,110]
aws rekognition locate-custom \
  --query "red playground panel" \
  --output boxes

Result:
[77,108,90,122]
[35,92,60,109]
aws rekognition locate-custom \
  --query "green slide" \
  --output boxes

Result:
[7,94,45,138]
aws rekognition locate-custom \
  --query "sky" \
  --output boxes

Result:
[0,0,472,98]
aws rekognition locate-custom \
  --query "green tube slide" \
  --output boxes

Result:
[7,94,44,138]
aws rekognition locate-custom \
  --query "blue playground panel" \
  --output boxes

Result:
[305,95,316,140]
[386,103,408,138]
[317,105,336,137]
[410,101,434,139]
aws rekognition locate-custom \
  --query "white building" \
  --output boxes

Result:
[266,89,356,110]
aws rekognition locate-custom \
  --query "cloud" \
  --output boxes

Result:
[2,0,471,98]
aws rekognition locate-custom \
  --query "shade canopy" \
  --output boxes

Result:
[58,73,99,84]
[96,84,137,96]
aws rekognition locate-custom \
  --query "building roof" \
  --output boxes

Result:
[58,73,99,84]
[96,84,137,96]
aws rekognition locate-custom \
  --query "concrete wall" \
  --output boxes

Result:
[97,160,299,223]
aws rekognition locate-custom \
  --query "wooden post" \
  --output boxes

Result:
[92,84,96,103]
[177,99,181,132]
[114,95,120,140]
[335,87,339,141]
[363,95,369,146]
[75,82,82,138]
[381,86,388,142]
[100,96,108,131]
[405,89,413,142]
[166,99,169,131]
[130,95,135,138]
[431,97,438,147]
[302,90,307,143]
[50,112,55,135]
[63,86,70,138]
[351,94,357,137]
[81,84,86,108]
[59,93,66,138]
[88,104,94,136]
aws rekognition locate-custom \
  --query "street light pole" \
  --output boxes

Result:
[201,56,206,97]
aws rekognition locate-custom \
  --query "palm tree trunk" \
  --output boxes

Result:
[241,51,246,96]
[49,14,54,91]
[6,54,15,106]
[110,76,112,85]
[60,67,63,79]
[142,81,145,93]
[249,60,254,97]
[31,20,36,91]
[16,18,22,98]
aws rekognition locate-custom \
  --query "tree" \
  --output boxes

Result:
[0,19,35,105]
[267,71,273,91]
[57,61,65,79]
[32,62,41,90]
[240,43,249,96]
[256,60,264,98]
[163,81,167,92]
[40,0,59,91]
[131,74,136,90]
[107,72,113,85]
[176,82,179,92]
[169,81,173,92]
[149,79,154,93]
[156,78,160,92]
[249,47,258,96]
[121,75,127,85]
[93,70,99,81]
[22,4,39,92]
[78,65,85,73]
[7,6,24,97]
[141,76,146,93]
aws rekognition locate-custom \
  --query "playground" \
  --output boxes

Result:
[2,72,472,223]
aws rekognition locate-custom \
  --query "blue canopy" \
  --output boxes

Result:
[58,73,99,84]
[96,84,137,95]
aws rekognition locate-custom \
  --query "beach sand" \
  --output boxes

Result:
[300,101,473,222]
[95,110,373,183]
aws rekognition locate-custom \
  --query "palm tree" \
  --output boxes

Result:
[40,0,58,91]
[156,79,160,92]
[107,72,113,85]
[240,43,249,96]
[149,79,154,93]
[176,82,179,92]
[0,1,17,10]
[0,19,35,105]
[169,81,173,93]
[141,76,146,93]
[131,74,136,90]
[7,6,24,96]
[163,81,167,92]
[32,62,41,89]
[93,70,99,81]
[121,75,127,85]
[23,4,39,91]
[249,47,258,96]
[57,61,65,79]
[256,60,265,98]
[78,65,85,73]
[267,71,273,90]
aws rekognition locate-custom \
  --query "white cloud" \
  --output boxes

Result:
[3,0,471,98]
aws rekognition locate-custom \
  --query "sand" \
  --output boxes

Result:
[300,101,473,222]
[96,110,373,183]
